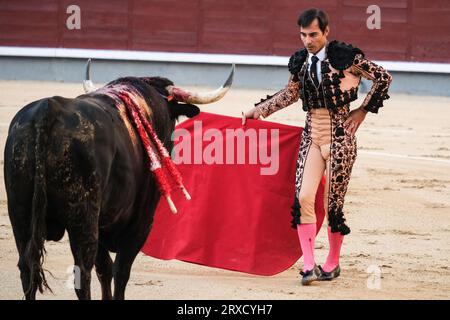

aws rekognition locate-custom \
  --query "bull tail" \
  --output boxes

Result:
[24,99,55,295]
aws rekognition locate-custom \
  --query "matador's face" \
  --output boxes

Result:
[300,18,330,55]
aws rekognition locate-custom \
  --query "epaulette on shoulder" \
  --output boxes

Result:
[327,40,365,70]
[288,48,307,75]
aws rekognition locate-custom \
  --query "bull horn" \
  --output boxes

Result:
[166,64,235,104]
[83,58,97,93]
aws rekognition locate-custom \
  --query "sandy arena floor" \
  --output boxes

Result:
[0,80,449,300]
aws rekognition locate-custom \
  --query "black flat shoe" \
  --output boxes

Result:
[300,265,320,286]
[318,265,341,281]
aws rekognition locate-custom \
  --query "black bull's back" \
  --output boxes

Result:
[3,85,187,299]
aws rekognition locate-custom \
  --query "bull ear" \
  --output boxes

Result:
[170,103,200,119]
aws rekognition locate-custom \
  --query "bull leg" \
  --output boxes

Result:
[17,244,38,300]
[8,204,38,300]
[112,248,140,300]
[67,226,98,300]
[95,244,113,300]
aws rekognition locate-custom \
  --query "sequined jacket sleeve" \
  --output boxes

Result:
[350,54,393,113]
[255,79,300,118]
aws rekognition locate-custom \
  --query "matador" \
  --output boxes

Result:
[243,8,392,285]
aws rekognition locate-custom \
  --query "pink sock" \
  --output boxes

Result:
[323,226,344,272]
[297,223,316,272]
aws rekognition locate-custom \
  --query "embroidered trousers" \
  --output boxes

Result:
[294,106,357,234]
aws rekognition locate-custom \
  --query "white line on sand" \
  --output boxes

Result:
[359,150,450,165]
[361,128,450,136]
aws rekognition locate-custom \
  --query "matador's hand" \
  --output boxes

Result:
[343,108,367,135]
[241,107,261,126]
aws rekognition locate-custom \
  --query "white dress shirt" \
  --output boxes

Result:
[307,44,327,84]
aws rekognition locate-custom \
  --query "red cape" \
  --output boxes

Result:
[141,112,325,276]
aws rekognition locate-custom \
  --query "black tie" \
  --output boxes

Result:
[310,55,320,87]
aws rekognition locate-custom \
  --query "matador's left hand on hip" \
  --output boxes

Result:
[343,108,367,136]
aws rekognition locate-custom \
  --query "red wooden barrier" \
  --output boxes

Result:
[0,0,449,63]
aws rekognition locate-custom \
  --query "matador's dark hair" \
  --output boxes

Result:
[297,8,329,33]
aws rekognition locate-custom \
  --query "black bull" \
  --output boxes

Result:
[4,64,234,299]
